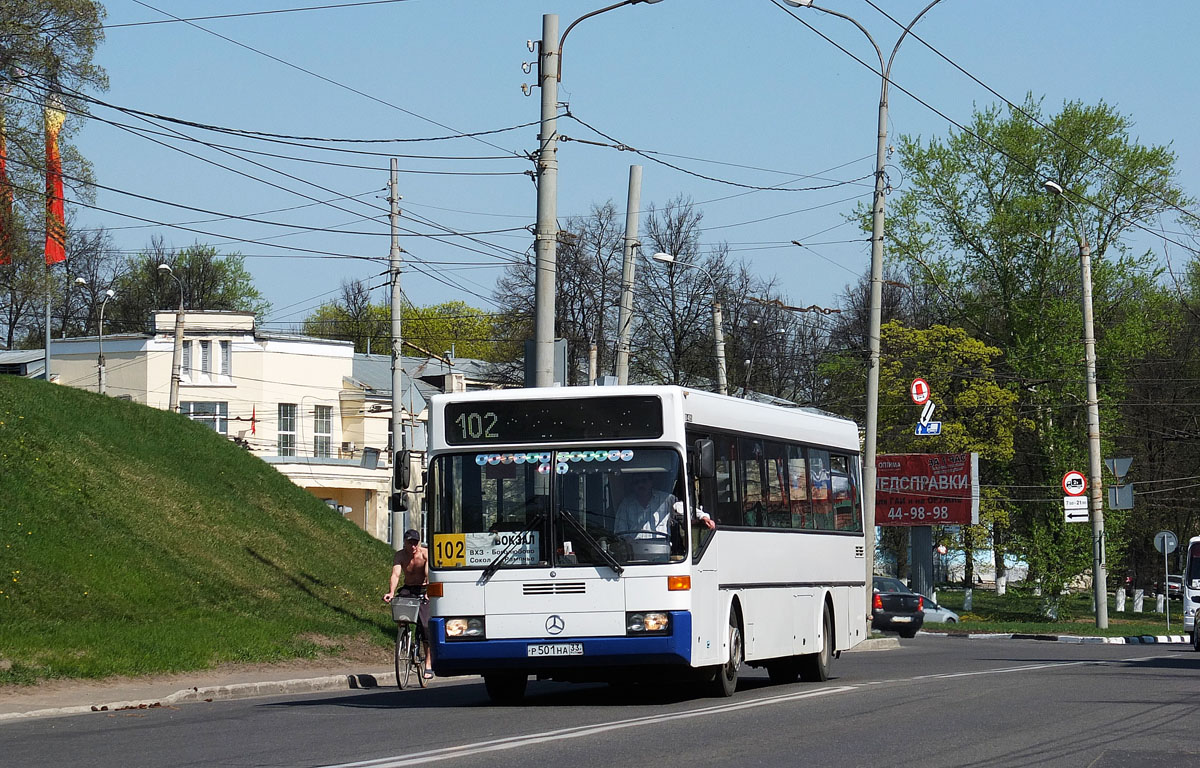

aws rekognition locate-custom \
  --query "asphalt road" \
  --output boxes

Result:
[7,637,1200,768]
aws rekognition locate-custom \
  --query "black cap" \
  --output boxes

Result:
[403,529,421,542]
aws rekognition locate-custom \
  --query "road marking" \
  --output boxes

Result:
[318,687,855,768]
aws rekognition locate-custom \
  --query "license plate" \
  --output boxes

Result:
[527,643,584,657]
[892,616,912,622]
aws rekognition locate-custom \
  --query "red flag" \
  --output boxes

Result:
[0,109,12,266]
[44,94,67,266]
[251,406,256,435]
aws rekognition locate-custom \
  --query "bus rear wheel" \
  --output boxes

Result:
[799,603,832,682]
[484,672,528,705]
[709,613,743,697]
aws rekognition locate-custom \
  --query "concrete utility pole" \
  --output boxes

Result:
[159,263,185,413]
[532,14,560,388]
[615,164,642,385]
[389,159,406,550]
[1044,179,1107,629]
[782,0,945,618]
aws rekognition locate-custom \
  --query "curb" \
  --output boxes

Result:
[0,672,397,723]
[1009,633,1190,645]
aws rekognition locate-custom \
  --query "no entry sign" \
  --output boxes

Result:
[910,378,930,405]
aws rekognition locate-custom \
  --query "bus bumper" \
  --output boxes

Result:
[430,612,692,678]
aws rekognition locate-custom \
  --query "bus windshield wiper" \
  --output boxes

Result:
[479,510,545,585]
[556,508,623,575]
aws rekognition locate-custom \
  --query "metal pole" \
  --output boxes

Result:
[1078,233,1108,628]
[793,0,945,622]
[98,294,108,395]
[167,274,184,413]
[44,269,51,381]
[615,164,642,385]
[389,158,406,550]
[532,14,559,388]
[712,300,728,396]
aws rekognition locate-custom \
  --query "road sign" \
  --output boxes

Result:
[914,421,942,436]
[1104,457,1132,479]
[1154,530,1178,555]
[1109,484,1133,510]
[1064,496,1088,523]
[919,400,936,425]
[910,378,930,405]
[1062,470,1087,496]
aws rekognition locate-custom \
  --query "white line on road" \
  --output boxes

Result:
[319,686,855,768]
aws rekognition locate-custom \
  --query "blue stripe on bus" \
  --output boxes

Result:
[430,612,692,675]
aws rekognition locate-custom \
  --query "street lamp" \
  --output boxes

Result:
[531,0,664,387]
[1043,179,1108,629]
[651,251,728,395]
[97,288,115,395]
[781,0,946,613]
[158,263,185,413]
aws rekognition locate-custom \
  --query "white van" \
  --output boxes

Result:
[1184,536,1200,650]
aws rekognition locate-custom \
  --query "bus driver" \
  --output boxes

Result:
[615,474,716,538]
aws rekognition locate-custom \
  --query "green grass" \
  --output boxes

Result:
[0,376,395,686]
[926,587,1188,637]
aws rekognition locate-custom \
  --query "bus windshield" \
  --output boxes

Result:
[427,447,688,570]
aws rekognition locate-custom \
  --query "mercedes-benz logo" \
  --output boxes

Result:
[545,614,565,635]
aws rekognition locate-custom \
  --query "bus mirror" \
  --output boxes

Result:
[396,449,412,490]
[692,439,715,479]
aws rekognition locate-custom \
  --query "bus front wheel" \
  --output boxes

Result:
[484,672,528,705]
[709,613,743,697]
[799,603,832,682]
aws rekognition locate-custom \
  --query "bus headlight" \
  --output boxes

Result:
[445,616,486,640]
[626,612,671,635]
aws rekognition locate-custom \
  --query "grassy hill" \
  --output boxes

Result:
[0,375,395,686]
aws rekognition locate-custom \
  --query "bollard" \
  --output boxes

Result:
[1156,593,1165,614]
[996,573,1007,596]
[1133,589,1144,613]
[963,588,973,612]
[1116,588,1126,612]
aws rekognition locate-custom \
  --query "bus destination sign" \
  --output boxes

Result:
[444,396,664,445]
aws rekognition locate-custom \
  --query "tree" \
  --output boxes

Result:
[107,241,270,333]
[885,97,1189,596]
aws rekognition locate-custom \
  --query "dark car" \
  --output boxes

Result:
[872,576,924,638]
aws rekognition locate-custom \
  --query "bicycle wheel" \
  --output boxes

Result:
[395,624,412,690]
[413,630,428,689]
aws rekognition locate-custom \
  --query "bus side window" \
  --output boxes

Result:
[809,449,834,530]
[712,433,742,526]
[763,440,790,528]
[787,444,810,529]
[739,438,764,527]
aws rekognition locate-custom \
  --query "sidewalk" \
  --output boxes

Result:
[0,664,400,722]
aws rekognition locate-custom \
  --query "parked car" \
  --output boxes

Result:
[872,576,924,638]
[1167,575,1182,599]
[921,597,960,624]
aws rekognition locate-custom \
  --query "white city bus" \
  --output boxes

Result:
[423,385,868,703]
[1184,535,1200,649]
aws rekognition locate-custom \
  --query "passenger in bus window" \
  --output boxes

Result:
[615,474,715,538]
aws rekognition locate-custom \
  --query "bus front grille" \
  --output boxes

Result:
[523,581,587,595]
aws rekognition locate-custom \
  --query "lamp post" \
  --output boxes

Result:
[531,0,663,387]
[651,252,728,395]
[782,0,945,613]
[97,288,114,395]
[158,263,185,413]
[1043,179,1108,629]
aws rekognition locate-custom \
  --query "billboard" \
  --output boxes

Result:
[876,453,979,526]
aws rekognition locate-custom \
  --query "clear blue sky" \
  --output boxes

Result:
[74,1,1200,331]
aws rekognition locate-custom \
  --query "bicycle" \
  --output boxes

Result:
[391,595,428,690]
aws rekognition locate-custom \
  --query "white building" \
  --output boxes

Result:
[45,311,499,544]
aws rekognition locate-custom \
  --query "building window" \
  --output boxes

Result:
[278,403,297,456]
[181,401,228,434]
[181,340,192,381]
[314,405,332,458]
[220,341,232,378]
[200,340,211,377]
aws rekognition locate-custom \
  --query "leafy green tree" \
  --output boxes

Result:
[884,97,1189,597]
[107,241,270,332]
